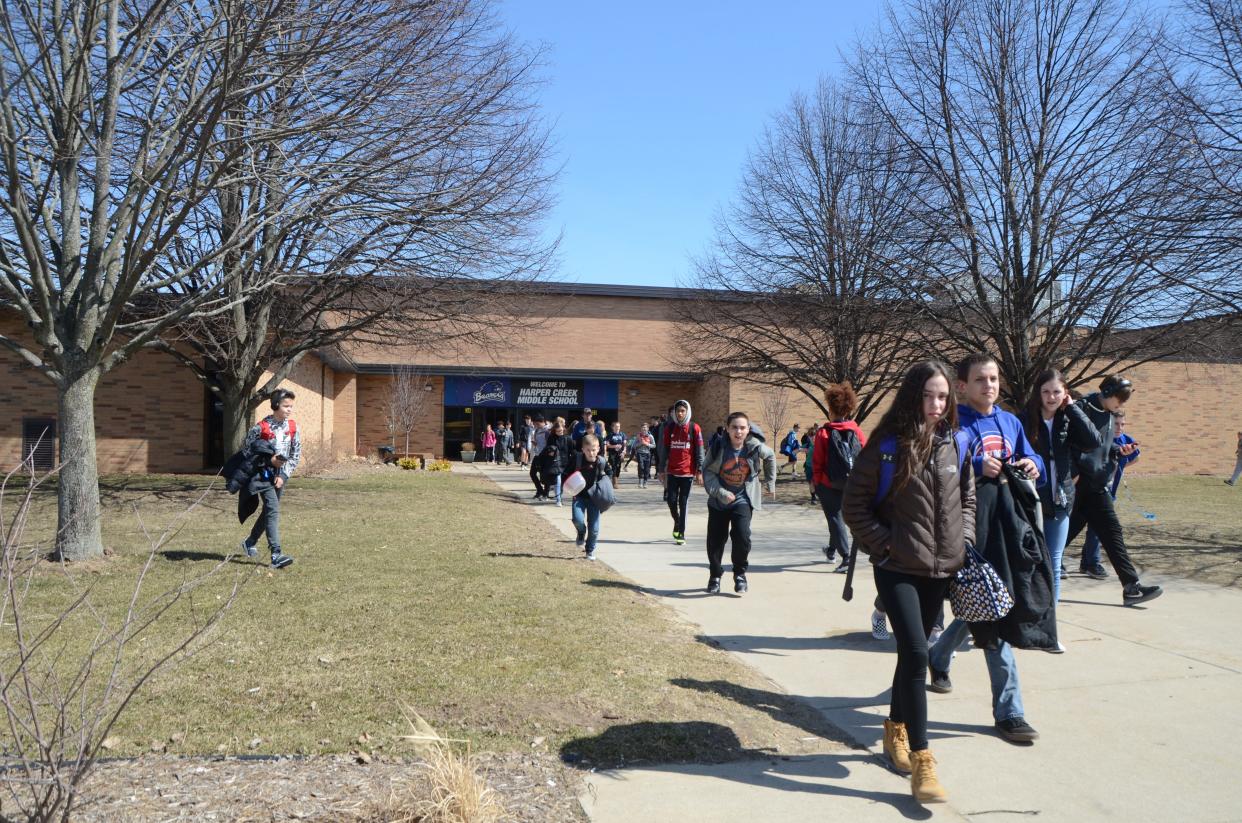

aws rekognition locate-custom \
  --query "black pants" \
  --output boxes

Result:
[873,565,949,752]
[1067,484,1139,586]
[530,461,548,497]
[816,483,851,561]
[636,452,652,480]
[665,475,693,534]
[706,503,753,578]
[608,451,623,481]
[245,485,283,554]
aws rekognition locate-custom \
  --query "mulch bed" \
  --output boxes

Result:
[67,751,586,821]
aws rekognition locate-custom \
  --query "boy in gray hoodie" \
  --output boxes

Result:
[702,412,776,593]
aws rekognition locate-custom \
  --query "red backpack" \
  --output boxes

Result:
[259,418,296,441]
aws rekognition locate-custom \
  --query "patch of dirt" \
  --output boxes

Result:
[310,457,403,480]
[70,751,586,822]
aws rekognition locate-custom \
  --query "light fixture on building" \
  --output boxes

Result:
[424,383,434,392]
[627,387,639,398]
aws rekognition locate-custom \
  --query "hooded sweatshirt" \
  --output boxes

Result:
[957,403,1045,483]
[811,420,868,489]
[657,400,705,477]
[703,424,777,512]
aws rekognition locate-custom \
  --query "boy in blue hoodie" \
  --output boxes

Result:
[928,354,1044,745]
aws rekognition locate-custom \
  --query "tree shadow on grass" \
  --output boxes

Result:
[562,721,933,819]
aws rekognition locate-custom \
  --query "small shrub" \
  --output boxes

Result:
[427,460,452,472]
[397,457,421,471]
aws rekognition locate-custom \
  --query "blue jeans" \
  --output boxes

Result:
[572,495,601,551]
[245,485,282,555]
[1043,511,1070,603]
[930,619,1025,723]
[554,473,563,504]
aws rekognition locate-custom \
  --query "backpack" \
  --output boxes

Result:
[872,431,972,507]
[825,428,862,487]
[259,418,296,441]
[781,432,798,458]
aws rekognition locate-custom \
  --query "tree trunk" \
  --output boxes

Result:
[220,379,260,456]
[56,370,103,561]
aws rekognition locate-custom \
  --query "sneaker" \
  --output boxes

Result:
[674,532,685,545]
[1059,565,1068,580]
[556,500,563,507]
[734,575,748,594]
[575,534,585,548]
[871,610,891,641]
[1226,479,1236,486]
[833,558,850,574]
[239,539,257,558]
[1122,583,1163,605]
[1080,564,1109,580]
[270,552,294,570]
[822,544,832,559]
[706,576,721,594]
[1047,641,1067,654]
[995,717,1039,743]
[585,550,596,561]
[928,627,943,646]
[928,669,952,694]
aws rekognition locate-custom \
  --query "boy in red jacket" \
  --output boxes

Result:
[811,382,867,572]
[657,399,705,545]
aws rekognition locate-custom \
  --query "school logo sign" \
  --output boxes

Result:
[473,380,507,404]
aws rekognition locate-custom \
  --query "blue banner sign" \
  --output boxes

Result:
[444,376,618,409]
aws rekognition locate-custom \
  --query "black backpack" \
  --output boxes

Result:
[826,428,862,486]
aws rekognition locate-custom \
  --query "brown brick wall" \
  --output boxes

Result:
[0,316,206,473]
[356,374,445,458]
[616,380,700,434]
[331,371,357,458]
[258,353,333,461]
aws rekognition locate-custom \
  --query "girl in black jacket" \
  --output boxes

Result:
[1022,369,1100,608]
[541,421,575,507]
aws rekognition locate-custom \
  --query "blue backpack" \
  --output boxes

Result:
[872,430,972,507]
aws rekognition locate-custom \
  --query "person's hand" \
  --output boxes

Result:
[658,472,666,484]
[722,490,736,504]
[1014,457,1040,479]
[274,475,285,490]
[980,455,1004,478]
[1119,442,1137,457]
[695,472,704,485]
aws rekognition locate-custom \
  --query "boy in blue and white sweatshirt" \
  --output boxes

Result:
[929,354,1044,745]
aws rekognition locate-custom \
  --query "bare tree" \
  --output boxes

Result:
[678,80,921,422]
[851,0,1228,406]
[0,0,310,559]
[1164,0,1242,314]
[757,385,793,447]
[155,0,556,454]
[0,461,241,822]
[385,369,430,455]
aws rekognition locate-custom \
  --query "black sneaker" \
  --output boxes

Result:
[833,558,850,574]
[928,669,953,694]
[706,576,721,594]
[270,552,294,570]
[1123,583,1163,605]
[575,534,586,548]
[734,575,748,594]
[1080,564,1109,580]
[995,717,1039,743]
[674,531,685,545]
[1059,565,1068,580]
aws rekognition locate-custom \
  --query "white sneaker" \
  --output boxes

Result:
[1048,641,1067,654]
[871,610,891,641]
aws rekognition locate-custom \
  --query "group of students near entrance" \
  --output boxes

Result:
[221,356,1167,806]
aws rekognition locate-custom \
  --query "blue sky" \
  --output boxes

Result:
[496,1,888,288]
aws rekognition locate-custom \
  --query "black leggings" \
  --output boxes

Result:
[873,565,950,751]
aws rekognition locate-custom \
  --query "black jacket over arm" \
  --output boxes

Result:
[223,439,278,524]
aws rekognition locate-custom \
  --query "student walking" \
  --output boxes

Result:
[518,415,534,467]
[569,434,612,560]
[657,400,704,545]
[702,412,776,594]
[842,361,973,804]
[235,389,303,569]
[812,382,866,572]
[571,408,605,451]
[496,421,514,465]
[530,415,552,499]
[1065,376,1163,605]
[630,424,656,487]
[1022,369,1100,612]
[780,424,802,476]
[605,421,627,483]
[1228,432,1242,486]
[481,424,497,464]
[928,353,1045,745]
[1078,413,1140,576]
[543,420,574,507]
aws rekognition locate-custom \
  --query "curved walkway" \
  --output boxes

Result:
[475,464,1240,822]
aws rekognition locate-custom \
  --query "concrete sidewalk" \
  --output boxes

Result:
[474,465,1238,823]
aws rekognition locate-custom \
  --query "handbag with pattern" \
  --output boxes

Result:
[949,546,1014,623]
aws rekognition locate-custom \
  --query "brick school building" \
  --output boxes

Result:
[1,284,1239,475]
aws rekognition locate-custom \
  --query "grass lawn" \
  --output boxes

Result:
[1109,475,1242,588]
[2,468,842,768]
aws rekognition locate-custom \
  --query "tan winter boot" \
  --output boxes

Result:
[910,748,948,804]
[882,718,911,774]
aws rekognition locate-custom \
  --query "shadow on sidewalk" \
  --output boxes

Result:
[583,579,725,598]
[565,720,933,820]
[697,632,895,655]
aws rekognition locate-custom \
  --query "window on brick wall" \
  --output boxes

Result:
[21,418,56,471]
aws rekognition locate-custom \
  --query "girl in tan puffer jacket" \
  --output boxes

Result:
[842,360,975,805]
